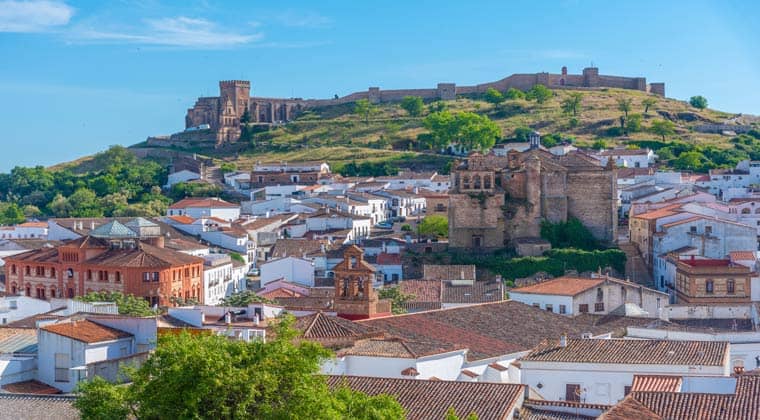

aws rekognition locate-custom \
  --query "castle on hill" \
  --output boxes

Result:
[178,66,664,145]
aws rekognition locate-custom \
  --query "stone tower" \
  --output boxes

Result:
[333,245,391,320]
[219,80,250,117]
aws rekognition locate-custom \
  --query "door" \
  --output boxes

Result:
[566,384,581,402]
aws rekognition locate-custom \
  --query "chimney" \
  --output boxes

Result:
[560,334,568,348]
[90,221,95,230]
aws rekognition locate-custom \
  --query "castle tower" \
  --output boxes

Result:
[333,245,391,320]
[219,80,251,119]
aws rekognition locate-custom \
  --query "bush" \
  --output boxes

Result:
[540,218,601,251]
[505,88,526,100]
[514,126,533,142]
[689,95,708,109]
[401,224,412,232]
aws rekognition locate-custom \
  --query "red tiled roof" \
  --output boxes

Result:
[679,258,731,267]
[399,280,441,302]
[169,198,238,209]
[630,375,683,392]
[2,380,62,395]
[375,252,402,265]
[423,265,476,281]
[167,215,195,224]
[633,205,683,220]
[523,339,728,366]
[511,277,605,296]
[17,222,48,228]
[599,396,662,420]
[730,251,756,261]
[41,320,132,344]
[327,375,525,420]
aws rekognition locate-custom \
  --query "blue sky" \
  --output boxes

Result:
[0,0,758,172]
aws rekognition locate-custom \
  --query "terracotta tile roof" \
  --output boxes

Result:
[169,197,238,209]
[41,320,133,343]
[631,375,683,392]
[360,301,655,361]
[375,252,402,265]
[510,277,605,296]
[167,215,195,224]
[523,339,728,366]
[633,204,683,220]
[399,280,441,302]
[258,288,305,299]
[730,251,756,261]
[17,222,48,228]
[599,396,662,420]
[460,369,478,378]
[442,280,504,304]
[326,376,525,420]
[423,265,476,281]
[295,312,378,341]
[678,258,732,267]
[488,362,508,372]
[84,242,204,268]
[518,406,596,419]
[2,380,61,395]
[338,337,458,359]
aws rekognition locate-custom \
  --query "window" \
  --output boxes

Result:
[87,270,92,281]
[690,226,697,233]
[143,272,151,282]
[545,304,553,312]
[596,288,604,302]
[621,286,627,302]
[706,280,714,294]
[50,267,56,278]
[705,226,713,235]
[565,384,581,402]
[25,266,30,276]
[10,265,15,275]
[624,385,632,396]
[115,272,121,283]
[559,304,567,314]
[472,236,482,248]
[532,303,540,308]
[579,304,589,313]
[55,353,69,382]
[595,302,605,312]
[727,279,735,294]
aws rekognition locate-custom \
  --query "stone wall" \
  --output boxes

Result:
[565,170,618,243]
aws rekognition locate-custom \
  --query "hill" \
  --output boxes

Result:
[129,87,757,176]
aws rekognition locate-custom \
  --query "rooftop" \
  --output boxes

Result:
[510,277,605,296]
[523,338,728,366]
[168,197,238,209]
[41,320,133,344]
[631,375,683,392]
[0,394,78,420]
[326,375,525,420]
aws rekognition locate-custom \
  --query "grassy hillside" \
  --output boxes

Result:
[55,87,757,175]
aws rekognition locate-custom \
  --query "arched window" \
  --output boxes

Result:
[484,175,492,189]
[473,175,481,189]
[462,175,470,189]
[742,208,751,214]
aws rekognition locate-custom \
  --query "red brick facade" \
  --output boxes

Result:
[4,237,204,307]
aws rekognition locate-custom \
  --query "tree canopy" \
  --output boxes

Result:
[74,316,404,419]
[417,215,448,238]
[377,286,415,315]
[354,99,377,124]
[400,96,424,117]
[422,111,500,152]
[689,95,708,109]
[484,88,505,105]
[650,119,676,141]
[560,92,583,116]
[219,290,275,306]
[526,84,552,104]
[77,291,156,317]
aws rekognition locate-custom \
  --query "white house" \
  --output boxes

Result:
[167,198,240,221]
[224,171,251,191]
[202,254,243,305]
[509,276,668,318]
[0,222,49,240]
[0,296,54,325]
[305,209,372,243]
[372,252,403,284]
[260,256,315,287]
[519,337,731,405]
[165,169,201,189]
[593,148,656,168]
[37,317,157,393]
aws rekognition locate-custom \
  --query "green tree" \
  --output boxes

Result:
[527,84,552,104]
[484,88,505,105]
[617,98,632,128]
[417,215,448,237]
[642,97,657,114]
[672,151,706,171]
[220,162,237,174]
[505,88,525,100]
[68,188,104,218]
[74,317,404,419]
[0,203,25,225]
[446,407,479,420]
[77,292,156,316]
[560,92,583,116]
[650,119,676,141]
[513,126,534,142]
[626,113,643,133]
[377,286,415,315]
[540,218,600,251]
[400,96,424,117]
[240,108,251,124]
[689,95,708,109]
[592,139,608,150]
[423,111,500,152]
[354,99,377,124]
[219,290,275,306]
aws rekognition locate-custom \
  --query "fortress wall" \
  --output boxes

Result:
[565,170,617,243]
[595,75,646,91]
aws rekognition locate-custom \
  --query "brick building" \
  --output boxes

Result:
[674,256,752,304]
[333,245,391,320]
[448,148,617,250]
[4,221,204,306]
